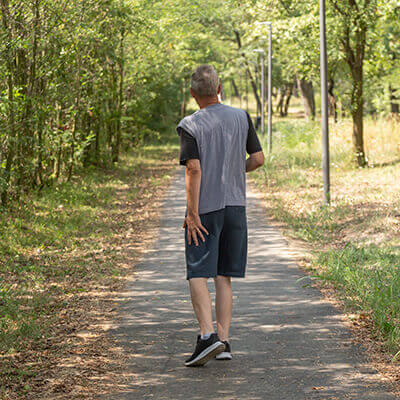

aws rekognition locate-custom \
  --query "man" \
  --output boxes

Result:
[177,65,265,367]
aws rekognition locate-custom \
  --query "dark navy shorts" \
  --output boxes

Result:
[184,206,248,280]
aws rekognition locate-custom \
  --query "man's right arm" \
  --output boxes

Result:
[245,112,264,172]
[177,127,208,246]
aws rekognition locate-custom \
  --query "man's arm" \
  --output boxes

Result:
[245,112,265,172]
[246,151,264,172]
[184,159,209,246]
[177,127,209,246]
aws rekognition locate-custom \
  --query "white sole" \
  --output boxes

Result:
[185,341,225,367]
[215,351,232,360]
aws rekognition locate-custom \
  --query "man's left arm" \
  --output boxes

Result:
[245,111,265,172]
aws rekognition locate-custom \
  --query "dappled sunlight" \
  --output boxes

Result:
[104,169,396,399]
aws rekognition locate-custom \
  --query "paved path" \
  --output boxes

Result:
[106,169,395,399]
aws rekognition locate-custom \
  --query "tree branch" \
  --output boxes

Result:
[278,0,293,15]
[348,0,359,13]
[330,0,348,16]
[233,29,241,49]
[341,25,355,67]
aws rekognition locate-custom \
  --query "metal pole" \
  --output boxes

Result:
[239,77,242,108]
[261,52,265,136]
[255,63,259,120]
[245,69,249,113]
[267,23,272,153]
[320,0,330,205]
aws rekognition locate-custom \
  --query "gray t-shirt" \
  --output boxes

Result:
[177,103,249,215]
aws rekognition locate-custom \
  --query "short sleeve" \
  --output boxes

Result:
[245,112,262,155]
[178,127,200,166]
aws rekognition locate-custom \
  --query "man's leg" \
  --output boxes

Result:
[185,277,224,366]
[189,277,214,335]
[214,275,232,342]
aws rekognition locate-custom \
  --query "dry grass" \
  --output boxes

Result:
[251,112,400,392]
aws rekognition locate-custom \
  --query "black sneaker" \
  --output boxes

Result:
[185,333,225,367]
[215,340,232,360]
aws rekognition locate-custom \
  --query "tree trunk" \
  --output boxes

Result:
[231,78,239,97]
[36,112,44,187]
[68,53,81,181]
[113,27,125,163]
[181,78,187,118]
[25,0,40,155]
[248,67,262,115]
[276,87,285,116]
[95,117,100,165]
[296,77,315,120]
[233,29,262,115]
[350,65,367,167]
[276,85,292,117]
[328,77,337,122]
[82,109,91,167]
[340,102,346,118]
[389,85,399,116]
[283,84,293,117]
[332,3,368,167]
[55,103,62,181]
[0,0,17,206]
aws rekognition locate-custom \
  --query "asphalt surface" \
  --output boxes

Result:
[106,168,396,399]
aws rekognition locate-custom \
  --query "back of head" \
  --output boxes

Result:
[191,65,219,97]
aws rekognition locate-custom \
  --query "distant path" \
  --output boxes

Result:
[106,169,395,399]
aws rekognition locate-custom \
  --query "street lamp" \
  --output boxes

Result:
[244,65,249,113]
[319,0,330,205]
[258,21,273,153]
[253,49,265,136]
[266,22,272,153]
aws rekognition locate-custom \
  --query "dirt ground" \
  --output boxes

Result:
[1,151,179,400]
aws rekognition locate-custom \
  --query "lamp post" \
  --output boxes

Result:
[245,67,249,113]
[319,0,330,205]
[266,22,272,153]
[258,21,273,152]
[253,49,265,136]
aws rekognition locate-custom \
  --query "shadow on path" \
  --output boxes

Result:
[105,169,395,400]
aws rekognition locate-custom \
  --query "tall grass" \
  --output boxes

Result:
[315,244,400,353]
[253,115,400,354]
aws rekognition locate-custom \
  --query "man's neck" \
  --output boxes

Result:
[198,97,220,109]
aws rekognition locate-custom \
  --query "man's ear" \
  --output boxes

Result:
[217,83,221,95]
[190,87,196,98]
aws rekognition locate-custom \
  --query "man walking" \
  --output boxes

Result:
[177,65,265,367]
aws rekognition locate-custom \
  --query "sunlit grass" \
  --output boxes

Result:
[252,114,400,353]
[315,244,400,353]
[0,143,178,356]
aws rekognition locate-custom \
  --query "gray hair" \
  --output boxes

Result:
[190,65,219,97]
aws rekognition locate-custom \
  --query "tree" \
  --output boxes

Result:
[0,0,134,205]
[328,0,378,166]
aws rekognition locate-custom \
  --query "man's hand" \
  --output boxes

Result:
[183,213,209,246]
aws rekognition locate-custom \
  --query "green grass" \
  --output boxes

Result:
[0,165,114,355]
[252,115,400,354]
[314,244,400,353]
[0,141,178,358]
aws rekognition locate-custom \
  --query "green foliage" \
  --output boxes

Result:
[1,0,400,207]
[0,0,135,205]
[315,244,400,351]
